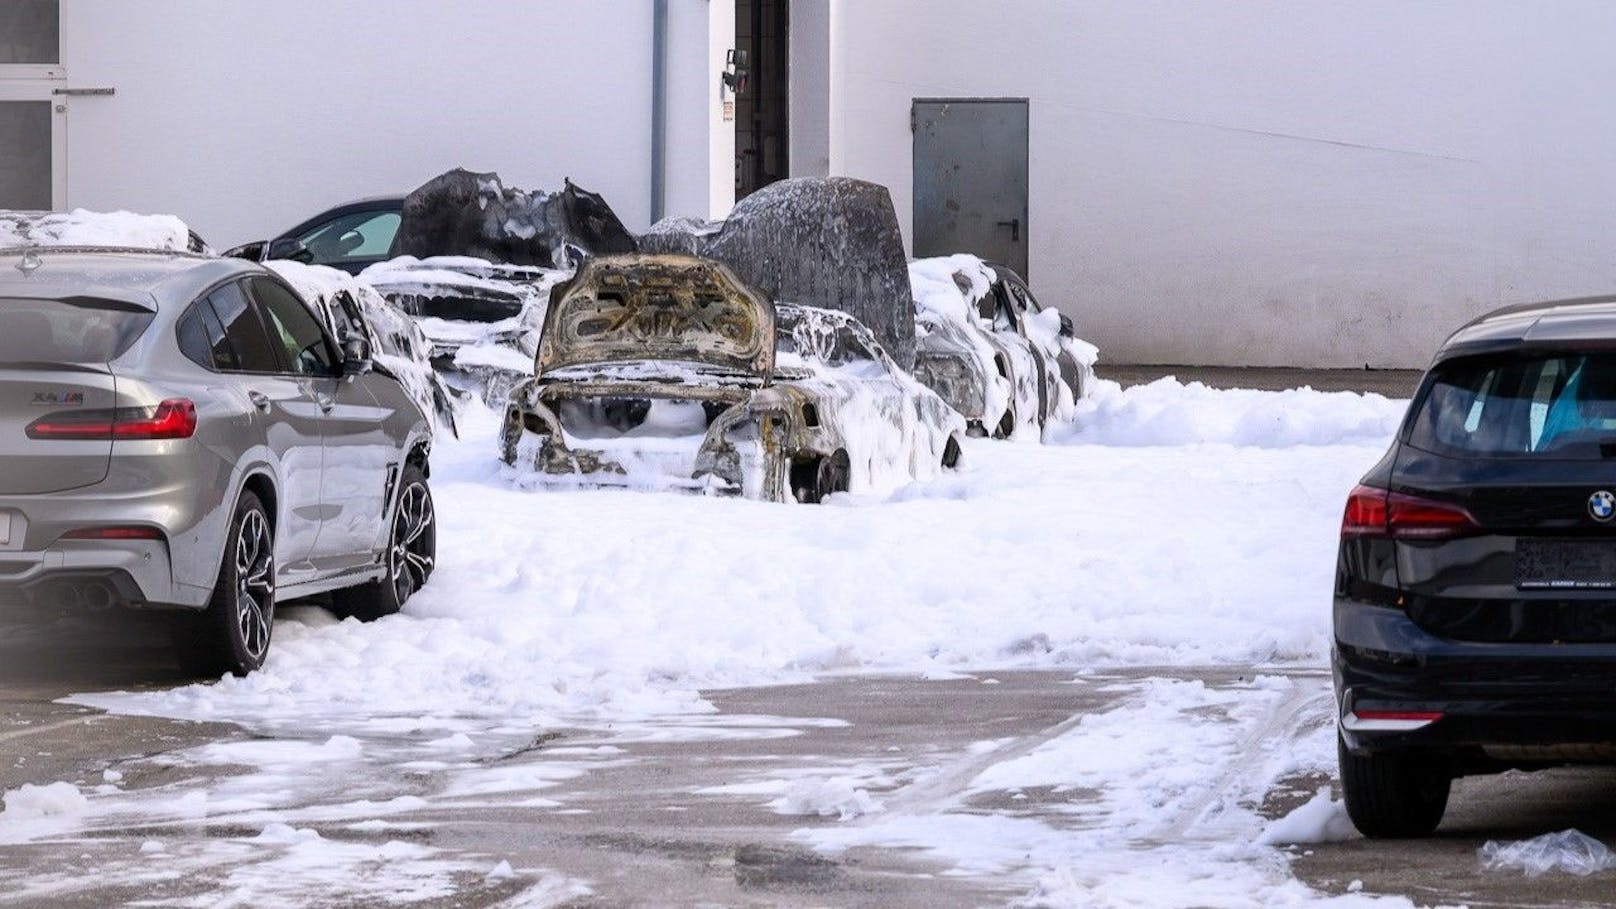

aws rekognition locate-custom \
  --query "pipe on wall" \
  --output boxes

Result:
[651,0,669,224]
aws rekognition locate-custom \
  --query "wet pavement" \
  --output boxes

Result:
[4,612,1616,906]
[7,368,1605,909]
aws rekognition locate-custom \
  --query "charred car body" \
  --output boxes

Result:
[910,255,1096,439]
[500,255,964,502]
[357,256,563,400]
[228,170,635,404]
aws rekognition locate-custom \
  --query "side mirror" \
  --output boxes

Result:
[341,336,373,378]
[1058,313,1075,338]
[266,237,314,263]
[223,240,268,262]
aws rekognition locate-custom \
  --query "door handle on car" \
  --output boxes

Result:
[247,390,272,414]
[316,394,334,414]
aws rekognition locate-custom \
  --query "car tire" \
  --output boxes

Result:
[330,463,436,622]
[169,491,276,678]
[793,450,851,504]
[993,407,1016,440]
[1338,733,1450,838]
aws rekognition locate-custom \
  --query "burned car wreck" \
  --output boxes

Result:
[358,256,565,403]
[500,254,964,502]
[911,255,1097,439]
[266,260,462,436]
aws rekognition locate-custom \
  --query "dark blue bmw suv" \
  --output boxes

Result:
[1336,294,1616,837]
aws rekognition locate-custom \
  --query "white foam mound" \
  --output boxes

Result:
[771,777,884,820]
[1258,788,1356,845]
[1,781,88,821]
[1054,378,1408,448]
[0,209,194,251]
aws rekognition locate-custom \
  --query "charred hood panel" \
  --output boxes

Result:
[537,255,775,380]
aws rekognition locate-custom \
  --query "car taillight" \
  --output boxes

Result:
[1341,485,1389,536]
[26,398,197,441]
[1341,484,1477,540]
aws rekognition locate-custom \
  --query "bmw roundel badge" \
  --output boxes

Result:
[1591,491,1616,522]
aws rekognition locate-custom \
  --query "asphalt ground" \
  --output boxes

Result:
[13,368,1606,909]
[6,613,1616,906]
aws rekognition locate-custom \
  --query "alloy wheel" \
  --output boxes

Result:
[234,509,274,662]
[389,482,435,603]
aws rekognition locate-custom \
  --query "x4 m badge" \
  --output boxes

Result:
[32,391,85,407]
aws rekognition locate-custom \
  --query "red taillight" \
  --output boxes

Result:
[60,526,164,541]
[1341,484,1477,540]
[1341,485,1389,537]
[26,398,197,441]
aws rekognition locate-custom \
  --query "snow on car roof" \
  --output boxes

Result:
[0,209,195,252]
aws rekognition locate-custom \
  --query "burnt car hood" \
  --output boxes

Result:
[537,254,775,381]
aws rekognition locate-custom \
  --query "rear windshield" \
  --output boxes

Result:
[0,298,155,364]
[1409,353,1616,457]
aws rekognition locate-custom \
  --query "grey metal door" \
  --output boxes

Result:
[912,98,1029,277]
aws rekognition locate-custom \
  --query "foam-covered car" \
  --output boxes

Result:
[265,260,461,437]
[910,255,1096,439]
[500,254,964,502]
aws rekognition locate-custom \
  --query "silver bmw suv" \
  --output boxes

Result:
[0,247,437,676]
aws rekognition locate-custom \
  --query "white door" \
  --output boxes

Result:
[1,1,65,210]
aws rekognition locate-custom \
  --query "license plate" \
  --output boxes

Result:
[1517,539,1616,589]
[0,513,10,546]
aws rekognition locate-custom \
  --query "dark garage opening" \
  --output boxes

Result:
[734,0,788,200]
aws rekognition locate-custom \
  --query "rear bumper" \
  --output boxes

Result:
[1335,595,1616,758]
[0,451,231,609]
[0,540,184,612]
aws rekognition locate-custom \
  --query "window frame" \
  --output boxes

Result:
[175,278,287,376]
[245,274,340,378]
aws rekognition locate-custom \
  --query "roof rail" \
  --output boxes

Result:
[0,244,214,260]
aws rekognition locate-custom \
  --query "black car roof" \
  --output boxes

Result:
[1439,294,1616,358]
[278,196,405,241]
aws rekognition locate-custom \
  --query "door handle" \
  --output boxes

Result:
[247,391,272,413]
[996,218,1021,242]
[316,394,335,414]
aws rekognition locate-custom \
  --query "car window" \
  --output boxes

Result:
[1407,354,1616,457]
[0,297,153,364]
[249,276,337,377]
[176,297,237,371]
[207,281,281,373]
[296,210,400,263]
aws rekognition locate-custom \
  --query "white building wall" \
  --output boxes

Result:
[58,0,729,247]
[787,0,830,178]
[826,1,1616,368]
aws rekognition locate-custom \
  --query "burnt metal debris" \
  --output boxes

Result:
[639,177,916,370]
[393,169,638,269]
[501,253,962,503]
